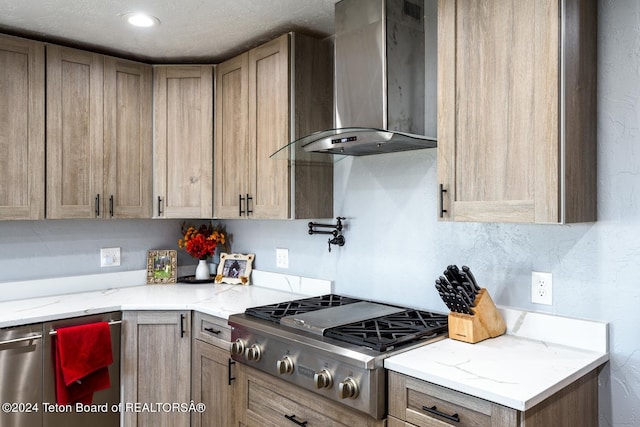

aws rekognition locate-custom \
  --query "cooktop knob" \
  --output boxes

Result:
[338,377,359,399]
[230,339,245,356]
[245,344,262,361]
[313,369,333,389]
[276,356,294,375]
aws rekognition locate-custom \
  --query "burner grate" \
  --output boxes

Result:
[324,310,448,352]
[245,294,361,323]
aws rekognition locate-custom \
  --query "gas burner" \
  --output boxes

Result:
[244,294,361,323]
[325,310,449,352]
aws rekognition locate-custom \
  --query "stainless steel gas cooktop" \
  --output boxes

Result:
[228,294,448,419]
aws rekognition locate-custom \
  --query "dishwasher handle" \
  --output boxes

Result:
[0,334,43,346]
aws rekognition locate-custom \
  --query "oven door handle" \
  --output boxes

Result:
[284,414,308,426]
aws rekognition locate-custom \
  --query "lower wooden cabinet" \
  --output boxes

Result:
[191,312,236,427]
[121,311,191,427]
[388,370,598,427]
[235,363,385,427]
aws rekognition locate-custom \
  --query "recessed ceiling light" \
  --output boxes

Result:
[123,12,160,27]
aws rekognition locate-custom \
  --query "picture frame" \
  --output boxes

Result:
[146,250,177,284]
[215,253,254,285]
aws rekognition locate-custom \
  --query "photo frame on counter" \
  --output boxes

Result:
[146,250,177,284]
[215,253,254,285]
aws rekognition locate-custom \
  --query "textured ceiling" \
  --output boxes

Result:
[0,0,339,63]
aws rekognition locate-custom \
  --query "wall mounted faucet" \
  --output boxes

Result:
[308,217,346,252]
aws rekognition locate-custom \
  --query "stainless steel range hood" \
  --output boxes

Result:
[299,0,437,156]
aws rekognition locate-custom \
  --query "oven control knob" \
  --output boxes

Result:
[230,339,245,356]
[245,344,262,361]
[276,356,294,375]
[313,369,333,389]
[338,377,359,399]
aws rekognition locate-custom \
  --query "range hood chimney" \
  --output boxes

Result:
[301,0,437,156]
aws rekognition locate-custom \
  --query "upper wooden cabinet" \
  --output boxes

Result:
[103,57,153,218]
[215,33,333,219]
[46,45,104,219]
[437,0,597,224]
[0,35,45,220]
[46,45,152,219]
[154,65,213,218]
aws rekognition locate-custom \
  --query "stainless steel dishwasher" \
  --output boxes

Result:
[43,312,121,427]
[0,323,44,427]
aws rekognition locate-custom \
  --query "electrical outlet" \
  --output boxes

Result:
[276,248,289,269]
[531,271,552,305]
[100,247,121,267]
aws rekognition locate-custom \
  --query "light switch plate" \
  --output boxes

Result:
[100,247,121,267]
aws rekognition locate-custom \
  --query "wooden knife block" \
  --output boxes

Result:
[448,288,506,344]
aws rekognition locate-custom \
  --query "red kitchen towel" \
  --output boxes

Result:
[54,321,113,405]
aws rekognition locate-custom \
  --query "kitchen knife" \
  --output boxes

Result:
[448,265,465,284]
[456,285,475,308]
[451,293,471,315]
[458,272,477,297]
[462,265,482,292]
[435,280,456,312]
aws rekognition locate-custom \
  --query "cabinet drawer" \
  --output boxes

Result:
[240,364,384,427]
[246,377,352,427]
[405,386,490,426]
[193,312,231,349]
[389,372,516,427]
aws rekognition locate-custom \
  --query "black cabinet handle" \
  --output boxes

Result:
[204,327,221,335]
[239,194,245,217]
[227,359,235,385]
[180,314,186,338]
[109,195,114,217]
[422,405,460,423]
[439,184,448,218]
[246,194,253,216]
[284,414,308,426]
[157,196,163,216]
[95,194,100,217]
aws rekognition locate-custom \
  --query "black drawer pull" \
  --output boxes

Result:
[284,414,308,426]
[422,405,460,423]
[204,327,221,335]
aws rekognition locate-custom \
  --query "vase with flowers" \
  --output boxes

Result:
[178,222,230,280]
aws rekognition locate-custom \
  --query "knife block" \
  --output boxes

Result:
[447,288,506,344]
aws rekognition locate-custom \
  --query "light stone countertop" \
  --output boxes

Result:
[1,271,609,413]
[384,307,609,411]
[0,269,333,328]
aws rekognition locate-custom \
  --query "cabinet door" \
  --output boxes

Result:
[248,34,290,219]
[0,35,45,220]
[122,311,191,427]
[214,53,250,218]
[104,57,153,218]
[154,66,213,218]
[437,0,596,224]
[46,45,104,218]
[192,340,235,427]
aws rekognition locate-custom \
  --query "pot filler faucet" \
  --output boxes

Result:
[308,217,346,252]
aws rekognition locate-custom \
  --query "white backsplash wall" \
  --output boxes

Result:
[0,219,191,282]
